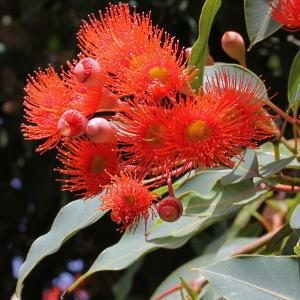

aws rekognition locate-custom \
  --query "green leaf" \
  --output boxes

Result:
[256,142,300,169]
[188,0,221,91]
[175,167,231,197]
[293,240,300,256]
[151,238,254,300]
[290,204,300,236]
[67,178,266,292]
[16,196,106,297]
[67,218,192,292]
[221,149,259,185]
[112,258,144,300]
[182,181,264,216]
[244,0,282,50]
[180,277,198,299]
[259,156,295,178]
[148,180,265,240]
[198,256,300,300]
[288,50,300,106]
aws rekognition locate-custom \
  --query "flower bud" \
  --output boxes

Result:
[98,88,119,111]
[57,109,88,137]
[86,117,116,143]
[158,196,183,222]
[74,58,106,88]
[221,31,246,66]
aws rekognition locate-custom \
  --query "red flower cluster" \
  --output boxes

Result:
[22,3,274,231]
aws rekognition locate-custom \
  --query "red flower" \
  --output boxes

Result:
[166,95,254,171]
[204,69,275,139]
[56,138,119,198]
[113,38,192,101]
[115,101,176,176]
[22,66,104,153]
[77,3,193,100]
[100,171,157,231]
[165,69,274,172]
[22,68,74,152]
[78,3,155,74]
[270,0,300,31]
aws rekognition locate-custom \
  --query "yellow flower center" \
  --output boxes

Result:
[90,155,106,173]
[185,119,212,143]
[144,124,163,146]
[149,67,168,82]
[124,195,135,204]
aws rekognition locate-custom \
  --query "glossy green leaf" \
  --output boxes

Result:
[16,196,106,297]
[256,142,300,169]
[198,256,300,300]
[151,238,254,300]
[244,0,282,50]
[288,50,300,106]
[221,149,259,185]
[188,0,221,91]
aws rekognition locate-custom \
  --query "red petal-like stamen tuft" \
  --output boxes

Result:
[269,0,300,31]
[56,138,119,198]
[114,101,177,177]
[100,171,157,231]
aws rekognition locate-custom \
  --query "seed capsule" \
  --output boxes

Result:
[158,196,183,222]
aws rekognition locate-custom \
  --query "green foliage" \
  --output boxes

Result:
[198,256,300,300]
[244,0,282,49]
[188,0,221,91]
[288,50,300,107]
[16,196,106,297]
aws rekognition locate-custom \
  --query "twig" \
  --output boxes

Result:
[231,226,283,256]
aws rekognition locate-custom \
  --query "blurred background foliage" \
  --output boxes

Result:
[0,0,298,299]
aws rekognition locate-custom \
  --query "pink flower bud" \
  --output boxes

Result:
[221,31,246,66]
[98,88,119,111]
[158,196,183,222]
[73,58,106,88]
[86,117,116,143]
[57,109,88,137]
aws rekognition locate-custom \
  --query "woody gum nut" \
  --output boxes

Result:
[57,109,88,137]
[74,58,106,88]
[158,196,183,222]
[86,117,116,143]
[221,31,246,66]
